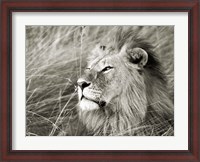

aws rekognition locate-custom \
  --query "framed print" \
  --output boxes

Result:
[0,0,199,161]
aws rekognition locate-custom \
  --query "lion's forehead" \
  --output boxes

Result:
[87,46,119,68]
[87,55,120,71]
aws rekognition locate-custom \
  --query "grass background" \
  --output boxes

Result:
[26,26,174,136]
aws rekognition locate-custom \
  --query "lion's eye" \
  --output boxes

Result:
[85,67,90,70]
[101,66,113,73]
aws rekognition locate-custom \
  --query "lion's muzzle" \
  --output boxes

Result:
[77,78,106,110]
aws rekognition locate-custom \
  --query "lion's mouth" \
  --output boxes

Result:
[81,95,106,107]
[81,95,99,104]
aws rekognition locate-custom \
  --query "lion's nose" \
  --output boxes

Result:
[77,78,91,90]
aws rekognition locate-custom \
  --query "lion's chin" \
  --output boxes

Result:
[79,98,100,111]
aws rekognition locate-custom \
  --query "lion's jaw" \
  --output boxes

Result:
[78,86,102,111]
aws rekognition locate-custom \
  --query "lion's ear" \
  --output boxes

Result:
[127,47,148,67]
[120,45,148,68]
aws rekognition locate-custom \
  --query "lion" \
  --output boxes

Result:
[77,27,174,136]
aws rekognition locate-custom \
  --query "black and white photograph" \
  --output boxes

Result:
[26,26,174,136]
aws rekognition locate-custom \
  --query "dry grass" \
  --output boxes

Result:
[26,26,174,136]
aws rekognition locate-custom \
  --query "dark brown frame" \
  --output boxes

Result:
[1,0,199,161]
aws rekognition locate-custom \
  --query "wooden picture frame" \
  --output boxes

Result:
[1,0,199,161]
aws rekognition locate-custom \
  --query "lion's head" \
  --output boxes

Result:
[77,31,174,136]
